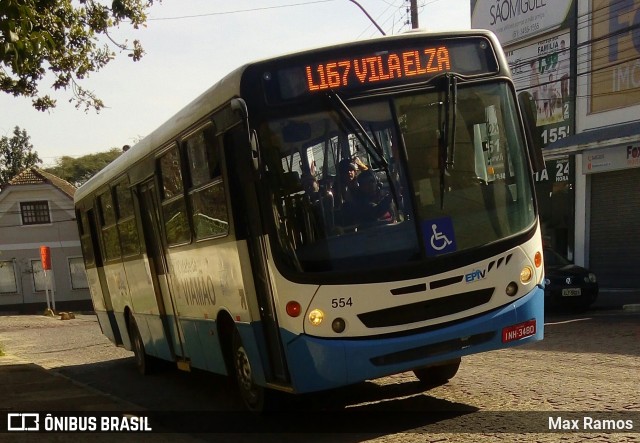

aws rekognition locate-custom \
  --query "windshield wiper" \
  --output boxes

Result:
[325,90,403,221]
[439,73,458,209]
[325,90,387,168]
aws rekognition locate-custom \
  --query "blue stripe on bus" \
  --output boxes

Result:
[281,285,544,393]
[107,286,542,394]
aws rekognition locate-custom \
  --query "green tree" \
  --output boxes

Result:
[0,126,42,186]
[45,147,122,187]
[0,0,156,112]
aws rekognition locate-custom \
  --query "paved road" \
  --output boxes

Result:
[1,308,639,442]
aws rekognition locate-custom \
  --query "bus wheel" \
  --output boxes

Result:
[232,330,269,412]
[413,358,461,387]
[128,316,152,375]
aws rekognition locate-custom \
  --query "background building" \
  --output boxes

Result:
[471,0,640,291]
[0,168,91,313]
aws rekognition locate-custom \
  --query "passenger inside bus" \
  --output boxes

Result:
[337,158,358,205]
[336,157,368,205]
[341,169,394,226]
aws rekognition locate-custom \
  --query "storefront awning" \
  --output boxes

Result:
[545,121,640,156]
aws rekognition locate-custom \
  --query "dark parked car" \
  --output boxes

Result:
[544,247,599,311]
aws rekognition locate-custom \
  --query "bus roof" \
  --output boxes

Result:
[75,29,499,204]
[74,62,250,203]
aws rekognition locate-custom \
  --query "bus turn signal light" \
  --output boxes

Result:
[534,251,542,268]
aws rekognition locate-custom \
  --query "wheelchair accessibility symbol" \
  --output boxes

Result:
[422,217,457,256]
[430,224,452,250]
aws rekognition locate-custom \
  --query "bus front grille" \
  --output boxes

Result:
[370,331,496,366]
[357,288,494,328]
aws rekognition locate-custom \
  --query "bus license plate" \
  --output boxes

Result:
[562,288,582,297]
[502,319,536,343]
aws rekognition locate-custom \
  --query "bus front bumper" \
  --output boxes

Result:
[281,285,544,393]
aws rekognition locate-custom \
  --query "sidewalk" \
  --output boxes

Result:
[592,288,640,311]
[0,353,142,412]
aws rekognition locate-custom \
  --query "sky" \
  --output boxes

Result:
[0,0,471,167]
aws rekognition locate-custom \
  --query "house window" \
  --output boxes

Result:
[21,201,51,225]
[68,257,89,289]
[0,261,18,294]
[31,260,53,292]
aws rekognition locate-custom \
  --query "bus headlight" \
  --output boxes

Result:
[520,266,533,284]
[308,309,324,326]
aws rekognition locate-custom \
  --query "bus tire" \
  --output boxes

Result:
[413,357,461,387]
[232,329,275,412]
[128,315,153,375]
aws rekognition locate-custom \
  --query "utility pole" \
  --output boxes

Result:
[410,0,419,29]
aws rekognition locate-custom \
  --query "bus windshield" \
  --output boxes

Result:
[258,81,536,274]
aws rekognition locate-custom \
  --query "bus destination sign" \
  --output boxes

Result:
[305,46,451,92]
[265,37,497,103]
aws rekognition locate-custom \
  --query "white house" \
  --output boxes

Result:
[0,168,91,313]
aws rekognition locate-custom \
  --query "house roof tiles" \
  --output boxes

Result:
[5,168,76,198]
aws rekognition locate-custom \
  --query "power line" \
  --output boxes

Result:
[147,0,337,21]
[357,0,402,39]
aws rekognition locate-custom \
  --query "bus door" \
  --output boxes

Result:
[224,108,289,384]
[86,208,122,345]
[137,179,187,366]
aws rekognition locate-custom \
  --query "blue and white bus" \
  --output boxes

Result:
[75,30,545,411]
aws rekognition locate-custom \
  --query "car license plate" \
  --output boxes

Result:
[502,319,536,343]
[562,288,582,297]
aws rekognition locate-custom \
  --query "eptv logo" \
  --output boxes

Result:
[465,268,487,283]
[7,413,40,431]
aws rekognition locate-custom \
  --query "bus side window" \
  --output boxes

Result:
[114,179,141,256]
[97,189,121,262]
[158,144,191,246]
[184,125,229,240]
[78,210,95,267]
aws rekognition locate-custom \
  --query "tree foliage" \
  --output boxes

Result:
[0,0,156,112]
[0,126,42,186]
[44,147,122,187]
